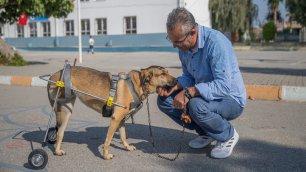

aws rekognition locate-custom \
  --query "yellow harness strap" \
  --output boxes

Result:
[106,97,114,106]
[55,81,65,88]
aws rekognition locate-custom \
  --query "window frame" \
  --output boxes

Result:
[42,21,51,37]
[81,19,91,35]
[17,25,25,38]
[29,22,37,37]
[96,18,107,35]
[124,16,137,34]
[65,20,74,36]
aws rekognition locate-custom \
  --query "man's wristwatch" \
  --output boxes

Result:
[184,88,192,100]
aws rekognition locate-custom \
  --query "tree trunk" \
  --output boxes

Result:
[231,32,240,42]
[274,8,277,26]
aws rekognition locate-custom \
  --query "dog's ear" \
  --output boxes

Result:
[141,69,153,84]
[140,69,146,79]
[144,72,153,83]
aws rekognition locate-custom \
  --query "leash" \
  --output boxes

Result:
[146,97,186,161]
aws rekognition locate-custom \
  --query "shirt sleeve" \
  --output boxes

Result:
[195,39,231,101]
[177,52,195,88]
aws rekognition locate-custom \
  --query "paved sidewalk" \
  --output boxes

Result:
[1,50,306,101]
[237,50,306,87]
[0,50,305,86]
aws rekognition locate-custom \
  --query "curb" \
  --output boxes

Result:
[1,75,306,102]
[0,75,48,87]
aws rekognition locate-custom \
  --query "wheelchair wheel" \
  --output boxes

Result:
[28,149,48,170]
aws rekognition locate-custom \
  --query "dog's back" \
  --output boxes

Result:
[48,66,111,113]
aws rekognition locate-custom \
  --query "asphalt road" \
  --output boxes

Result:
[0,85,305,171]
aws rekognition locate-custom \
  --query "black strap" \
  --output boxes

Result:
[109,75,119,102]
[63,63,72,99]
[125,75,141,110]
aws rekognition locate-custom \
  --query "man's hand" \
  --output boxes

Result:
[187,86,199,97]
[173,90,189,109]
[172,86,199,109]
[156,83,181,97]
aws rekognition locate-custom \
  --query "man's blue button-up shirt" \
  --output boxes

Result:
[177,25,246,107]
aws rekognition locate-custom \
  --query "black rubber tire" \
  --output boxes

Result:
[47,127,57,144]
[28,149,48,170]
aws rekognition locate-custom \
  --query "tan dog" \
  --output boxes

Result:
[47,65,176,160]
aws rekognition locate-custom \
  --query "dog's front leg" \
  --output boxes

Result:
[102,114,123,160]
[119,122,136,151]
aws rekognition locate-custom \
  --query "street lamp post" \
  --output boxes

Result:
[77,0,82,64]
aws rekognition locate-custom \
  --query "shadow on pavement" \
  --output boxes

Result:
[22,124,202,158]
[22,124,306,171]
[27,61,49,65]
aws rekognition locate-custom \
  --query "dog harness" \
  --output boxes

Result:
[102,72,143,118]
[63,63,74,100]
[102,74,119,117]
[52,62,76,104]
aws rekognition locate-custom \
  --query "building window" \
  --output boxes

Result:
[29,22,37,37]
[96,18,107,35]
[81,19,90,35]
[65,20,74,36]
[124,16,137,34]
[17,25,25,38]
[42,22,51,37]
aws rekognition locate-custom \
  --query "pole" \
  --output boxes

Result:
[77,0,82,64]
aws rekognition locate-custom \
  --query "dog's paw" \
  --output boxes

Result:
[103,153,114,160]
[54,149,66,156]
[125,145,136,151]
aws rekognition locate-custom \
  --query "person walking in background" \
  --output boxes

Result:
[88,35,95,54]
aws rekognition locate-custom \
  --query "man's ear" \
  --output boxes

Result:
[190,28,196,36]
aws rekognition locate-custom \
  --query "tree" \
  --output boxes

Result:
[286,0,306,26]
[267,0,284,25]
[262,21,277,42]
[0,0,74,65]
[0,0,74,24]
[248,1,259,29]
[209,0,258,41]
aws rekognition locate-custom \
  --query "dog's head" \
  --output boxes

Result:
[140,66,177,94]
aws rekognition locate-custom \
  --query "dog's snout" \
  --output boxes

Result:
[166,77,177,87]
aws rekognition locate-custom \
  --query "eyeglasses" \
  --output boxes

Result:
[166,33,191,47]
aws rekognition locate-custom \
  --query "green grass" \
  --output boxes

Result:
[0,52,27,66]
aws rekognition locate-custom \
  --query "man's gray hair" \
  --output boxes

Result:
[166,7,197,35]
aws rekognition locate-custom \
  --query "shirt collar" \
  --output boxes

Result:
[189,25,204,54]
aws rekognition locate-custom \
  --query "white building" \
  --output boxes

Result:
[0,0,211,38]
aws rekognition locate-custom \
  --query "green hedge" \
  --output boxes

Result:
[262,21,277,42]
